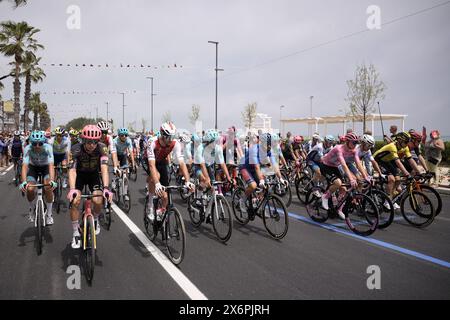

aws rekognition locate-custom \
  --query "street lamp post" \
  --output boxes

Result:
[120,93,125,128]
[309,96,314,137]
[146,77,155,133]
[208,41,224,130]
[279,105,284,136]
[105,102,109,124]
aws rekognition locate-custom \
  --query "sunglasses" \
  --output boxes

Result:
[83,139,98,145]
[101,130,108,135]
[32,142,44,147]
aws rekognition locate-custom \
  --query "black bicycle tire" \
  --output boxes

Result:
[344,193,379,237]
[143,196,157,241]
[401,191,435,228]
[369,189,394,229]
[85,216,96,284]
[165,207,186,265]
[36,204,43,255]
[262,194,289,239]
[305,187,329,222]
[211,194,233,243]
[231,187,250,225]
[295,176,312,204]
[187,193,203,227]
[418,184,442,216]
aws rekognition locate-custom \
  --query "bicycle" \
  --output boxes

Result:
[54,163,65,214]
[263,169,292,208]
[26,174,51,256]
[362,179,395,229]
[376,176,435,228]
[69,190,108,285]
[13,157,22,187]
[231,181,289,240]
[413,172,442,217]
[187,180,233,243]
[143,185,187,265]
[305,181,380,237]
[111,165,131,213]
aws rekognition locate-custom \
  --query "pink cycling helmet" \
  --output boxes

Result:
[80,125,102,140]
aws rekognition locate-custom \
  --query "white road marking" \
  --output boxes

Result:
[1,165,14,175]
[111,203,208,300]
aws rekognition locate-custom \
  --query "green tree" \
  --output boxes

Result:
[21,52,45,131]
[29,92,45,130]
[0,21,44,130]
[65,117,105,131]
[242,102,258,130]
[346,63,386,132]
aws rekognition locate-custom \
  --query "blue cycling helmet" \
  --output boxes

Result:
[203,129,219,143]
[118,128,129,136]
[325,135,335,143]
[30,130,46,143]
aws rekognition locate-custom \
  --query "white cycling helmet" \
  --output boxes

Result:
[361,134,375,147]
[97,121,110,132]
[179,133,191,143]
[312,133,322,141]
[160,121,177,137]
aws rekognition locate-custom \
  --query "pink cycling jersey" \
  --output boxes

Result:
[321,144,360,168]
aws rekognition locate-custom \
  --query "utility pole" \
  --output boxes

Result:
[146,77,155,132]
[105,102,109,124]
[120,93,125,128]
[208,41,224,130]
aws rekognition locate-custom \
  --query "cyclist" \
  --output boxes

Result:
[193,129,233,204]
[19,131,57,225]
[403,129,428,173]
[48,127,71,188]
[67,125,112,249]
[238,133,288,215]
[220,126,244,182]
[97,121,120,176]
[10,131,24,182]
[373,131,413,208]
[114,128,136,170]
[292,135,307,162]
[320,132,370,219]
[323,135,336,155]
[69,129,80,145]
[146,122,195,221]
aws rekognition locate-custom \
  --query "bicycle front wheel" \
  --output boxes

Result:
[36,204,44,255]
[165,207,186,265]
[211,195,233,243]
[401,191,435,228]
[295,176,312,204]
[417,185,442,216]
[369,189,394,229]
[305,187,328,223]
[262,194,289,240]
[143,196,157,240]
[84,216,96,285]
[231,187,250,225]
[344,193,379,237]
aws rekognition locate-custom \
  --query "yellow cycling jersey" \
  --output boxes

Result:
[373,142,412,163]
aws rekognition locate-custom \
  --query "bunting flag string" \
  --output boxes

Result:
[41,89,141,95]
[40,63,183,69]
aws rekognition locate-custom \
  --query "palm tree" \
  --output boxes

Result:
[0,21,43,130]
[29,92,46,130]
[39,104,50,130]
[21,52,45,131]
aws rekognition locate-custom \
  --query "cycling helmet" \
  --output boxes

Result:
[294,135,304,144]
[118,128,129,136]
[160,121,176,137]
[430,130,440,139]
[179,133,191,143]
[29,130,46,143]
[312,133,322,141]
[272,133,281,143]
[54,127,66,135]
[14,130,20,136]
[203,129,219,143]
[97,121,109,132]
[408,130,422,142]
[360,134,375,147]
[69,129,79,136]
[324,135,335,143]
[345,132,359,143]
[395,132,410,143]
[80,125,102,140]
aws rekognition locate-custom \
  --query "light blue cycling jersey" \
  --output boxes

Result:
[23,143,54,166]
[193,142,224,166]
[48,136,71,155]
[240,144,277,167]
[113,137,133,155]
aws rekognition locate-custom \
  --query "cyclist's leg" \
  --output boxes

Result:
[25,165,38,203]
[157,162,170,209]
[43,167,54,217]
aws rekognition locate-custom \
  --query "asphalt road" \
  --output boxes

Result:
[1,164,449,300]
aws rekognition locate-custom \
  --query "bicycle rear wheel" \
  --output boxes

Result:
[401,191,435,228]
[231,187,250,225]
[56,176,62,214]
[262,194,289,239]
[143,196,157,240]
[295,176,312,204]
[165,207,186,265]
[274,182,292,208]
[305,187,329,222]
[417,185,442,216]
[211,194,233,243]
[187,193,203,227]
[84,216,96,284]
[344,193,379,237]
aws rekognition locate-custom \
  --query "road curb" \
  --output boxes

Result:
[437,187,450,195]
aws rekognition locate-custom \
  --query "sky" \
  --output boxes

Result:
[0,0,449,136]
